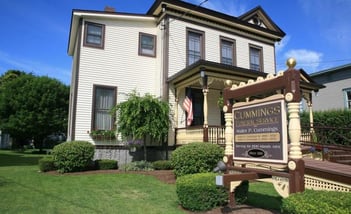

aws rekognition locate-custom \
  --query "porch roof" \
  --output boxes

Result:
[167,60,267,90]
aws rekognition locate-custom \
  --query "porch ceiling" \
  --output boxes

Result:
[167,60,267,91]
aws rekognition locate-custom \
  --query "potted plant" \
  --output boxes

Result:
[127,139,143,152]
[90,130,116,140]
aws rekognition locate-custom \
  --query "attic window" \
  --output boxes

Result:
[84,22,105,49]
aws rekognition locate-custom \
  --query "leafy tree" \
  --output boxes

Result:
[0,72,69,149]
[112,90,170,160]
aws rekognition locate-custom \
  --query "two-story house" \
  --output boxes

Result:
[67,0,286,147]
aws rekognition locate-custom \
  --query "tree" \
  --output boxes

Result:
[113,90,170,160]
[0,72,69,149]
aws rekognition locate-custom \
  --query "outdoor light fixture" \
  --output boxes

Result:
[213,160,227,173]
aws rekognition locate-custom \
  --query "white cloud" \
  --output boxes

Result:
[275,35,290,53]
[284,49,323,72]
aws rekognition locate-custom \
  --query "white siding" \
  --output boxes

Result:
[74,18,161,142]
[167,18,276,77]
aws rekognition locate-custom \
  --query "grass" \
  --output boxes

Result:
[0,150,282,213]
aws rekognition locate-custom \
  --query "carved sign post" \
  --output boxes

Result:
[218,58,323,206]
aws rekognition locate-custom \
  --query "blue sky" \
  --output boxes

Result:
[0,0,350,85]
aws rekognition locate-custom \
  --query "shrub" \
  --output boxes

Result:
[176,173,227,211]
[52,141,95,173]
[95,159,118,170]
[152,160,173,170]
[171,142,224,177]
[38,156,56,172]
[300,109,351,146]
[234,180,249,204]
[121,161,154,171]
[281,190,351,214]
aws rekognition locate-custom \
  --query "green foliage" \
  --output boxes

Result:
[300,109,351,145]
[52,141,95,173]
[95,159,118,170]
[281,190,351,214]
[152,160,173,170]
[38,156,56,172]
[121,161,154,171]
[176,173,227,211]
[112,90,170,160]
[89,130,116,140]
[171,142,224,177]
[0,72,69,149]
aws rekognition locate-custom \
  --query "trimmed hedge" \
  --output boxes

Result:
[38,156,56,172]
[281,190,351,214]
[152,160,173,170]
[95,159,118,170]
[52,141,95,173]
[176,173,227,211]
[171,142,224,177]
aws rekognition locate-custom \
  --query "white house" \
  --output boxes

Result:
[67,0,286,147]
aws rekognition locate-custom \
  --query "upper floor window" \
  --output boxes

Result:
[343,88,351,109]
[249,45,263,71]
[220,37,236,65]
[92,85,116,131]
[187,29,204,65]
[139,33,156,57]
[84,22,105,49]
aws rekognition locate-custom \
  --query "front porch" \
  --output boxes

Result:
[168,60,268,146]
[175,125,225,146]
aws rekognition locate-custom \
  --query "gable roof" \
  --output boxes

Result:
[147,0,285,41]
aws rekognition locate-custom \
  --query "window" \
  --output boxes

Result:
[249,45,263,71]
[84,22,105,49]
[343,88,351,109]
[187,29,204,65]
[92,85,116,130]
[139,33,156,57]
[220,37,236,65]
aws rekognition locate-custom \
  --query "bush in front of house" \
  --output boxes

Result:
[38,155,56,172]
[281,190,351,213]
[176,172,227,211]
[95,159,118,170]
[171,142,224,177]
[121,160,154,171]
[152,160,173,170]
[52,141,95,173]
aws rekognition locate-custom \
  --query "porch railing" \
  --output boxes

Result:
[174,125,225,146]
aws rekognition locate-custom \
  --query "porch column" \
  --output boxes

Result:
[308,99,314,133]
[224,112,233,156]
[174,97,179,128]
[287,99,302,159]
[203,88,209,142]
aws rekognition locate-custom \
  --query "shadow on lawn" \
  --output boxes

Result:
[247,191,282,211]
[0,150,44,167]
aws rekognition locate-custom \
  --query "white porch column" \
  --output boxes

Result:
[203,88,209,128]
[308,100,314,133]
[287,101,302,159]
[174,97,179,128]
[224,112,233,156]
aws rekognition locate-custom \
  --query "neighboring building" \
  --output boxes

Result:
[67,0,286,146]
[309,63,351,111]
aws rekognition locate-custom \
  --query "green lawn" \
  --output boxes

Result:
[0,150,282,213]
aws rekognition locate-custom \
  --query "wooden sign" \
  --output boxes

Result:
[233,96,288,164]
